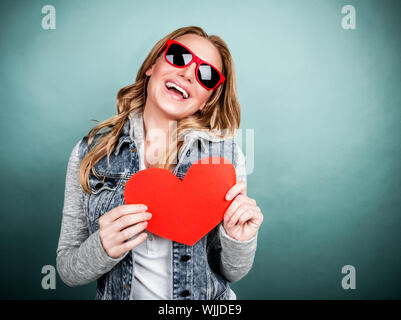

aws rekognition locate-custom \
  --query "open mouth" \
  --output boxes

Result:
[164,81,190,100]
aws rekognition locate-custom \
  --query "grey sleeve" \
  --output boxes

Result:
[218,144,258,283]
[56,140,128,287]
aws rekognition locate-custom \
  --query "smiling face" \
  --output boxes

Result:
[144,34,223,120]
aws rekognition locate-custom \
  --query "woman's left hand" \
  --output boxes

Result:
[223,181,263,241]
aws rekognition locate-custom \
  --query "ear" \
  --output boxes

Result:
[145,64,155,77]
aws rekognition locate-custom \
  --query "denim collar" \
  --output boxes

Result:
[113,111,235,157]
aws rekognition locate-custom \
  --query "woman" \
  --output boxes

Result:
[57,26,263,300]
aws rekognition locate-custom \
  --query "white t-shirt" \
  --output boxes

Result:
[130,119,172,300]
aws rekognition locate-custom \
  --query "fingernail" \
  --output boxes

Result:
[147,213,152,219]
[143,221,148,226]
[226,194,232,201]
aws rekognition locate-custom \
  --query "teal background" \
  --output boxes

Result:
[0,0,400,299]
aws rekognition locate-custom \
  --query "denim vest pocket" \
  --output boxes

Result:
[213,285,230,300]
[85,173,121,233]
[205,225,230,300]
[96,288,104,300]
[95,275,108,300]
[207,268,230,300]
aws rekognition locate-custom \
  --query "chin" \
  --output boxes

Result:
[157,97,194,120]
[154,104,182,120]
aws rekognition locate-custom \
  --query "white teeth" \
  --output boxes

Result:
[165,81,189,99]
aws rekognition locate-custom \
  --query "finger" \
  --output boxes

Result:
[225,181,247,201]
[224,194,250,222]
[110,212,152,233]
[118,221,149,243]
[226,204,249,227]
[109,232,148,258]
[238,209,259,225]
[256,207,264,225]
[224,196,242,222]
[243,207,263,228]
[100,204,148,227]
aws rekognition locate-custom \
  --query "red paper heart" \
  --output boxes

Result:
[123,157,236,246]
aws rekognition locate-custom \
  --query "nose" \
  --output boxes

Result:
[178,62,197,83]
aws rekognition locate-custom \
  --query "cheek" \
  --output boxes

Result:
[149,58,170,78]
[195,89,212,106]
[148,65,167,91]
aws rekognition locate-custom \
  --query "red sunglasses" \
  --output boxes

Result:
[159,39,226,90]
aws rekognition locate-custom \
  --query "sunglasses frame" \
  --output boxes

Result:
[158,39,226,91]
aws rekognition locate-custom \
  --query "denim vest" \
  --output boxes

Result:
[77,117,239,300]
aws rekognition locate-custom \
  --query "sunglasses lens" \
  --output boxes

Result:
[166,43,193,66]
[198,63,221,89]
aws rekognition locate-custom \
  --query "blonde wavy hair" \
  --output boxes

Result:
[79,26,241,194]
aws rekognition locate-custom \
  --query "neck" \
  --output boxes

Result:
[142,101,179,169]
[142,102,172,142]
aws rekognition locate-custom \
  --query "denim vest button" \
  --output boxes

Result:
[123,284,129,289]
[181,255,191,262]
[180,290,190,297]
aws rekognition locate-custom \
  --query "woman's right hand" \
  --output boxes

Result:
[98,204,152,259]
